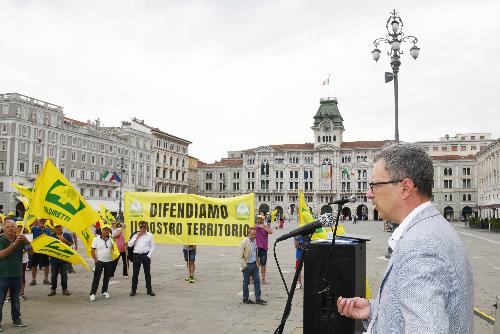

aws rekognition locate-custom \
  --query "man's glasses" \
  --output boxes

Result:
[139,225,147,228]
[368,179,403,191]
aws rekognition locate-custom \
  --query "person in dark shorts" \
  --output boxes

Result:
[183,245,196,283]
[29,219,51,286]
[255,215,273,284]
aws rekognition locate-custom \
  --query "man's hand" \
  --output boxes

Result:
[16,235,29,244]
[336,296,371,320]
[241,267,247,273]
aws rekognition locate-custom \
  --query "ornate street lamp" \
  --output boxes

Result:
[372,9,420,143]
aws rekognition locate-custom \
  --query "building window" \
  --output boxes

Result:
[205,183,212,191]
[19,162,25,173]
[81,154,86,163]
[444,180,452,188]
[61,149,66,159]
[0,161,5,172]
[0,140,6,151]
[20,142,27,154]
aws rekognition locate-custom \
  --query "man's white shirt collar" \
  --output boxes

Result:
[388,201,431,250]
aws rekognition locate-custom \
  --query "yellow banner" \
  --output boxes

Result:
[31,234,90,271]
[124,193,254,246]
[11,182,32,199]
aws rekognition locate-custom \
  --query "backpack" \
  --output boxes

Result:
[127,231,138,262]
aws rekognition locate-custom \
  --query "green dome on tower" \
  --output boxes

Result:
[313,98,344,128]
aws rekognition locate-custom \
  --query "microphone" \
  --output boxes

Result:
[327,195,356,206]
[275,214,333,242]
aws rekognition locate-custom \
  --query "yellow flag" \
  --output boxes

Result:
[298,190,345,240]
[11,182,32,199]
[78,227,95,257]
[271,209,278,222]
[99,204,116,223]
[31,234,90,271]
[111,241,120,261]
[26,160,100,256]
[16,196,29,209]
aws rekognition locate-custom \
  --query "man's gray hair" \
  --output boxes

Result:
[374,143,433,198]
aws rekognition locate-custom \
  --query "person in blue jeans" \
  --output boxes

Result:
[48,224,73,296]
[238,227,267,305]
[0,220,30,329]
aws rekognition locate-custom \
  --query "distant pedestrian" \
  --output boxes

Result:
[128,221,155,296]
[89,224,114,302]
[48,224,73,296]
[294,235,305,289]
[353,215,357,224]
[183,245,196,283]
[0,220,30,328]
[255,215,273,284]
[238,227,267,305]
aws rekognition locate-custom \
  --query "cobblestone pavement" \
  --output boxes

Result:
[6,219,499,333]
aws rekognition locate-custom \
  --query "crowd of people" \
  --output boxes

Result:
[1,144,473,333]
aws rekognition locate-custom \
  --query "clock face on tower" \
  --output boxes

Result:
[322,123,331,132]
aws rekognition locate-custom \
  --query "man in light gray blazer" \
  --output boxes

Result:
[337,143,474,333]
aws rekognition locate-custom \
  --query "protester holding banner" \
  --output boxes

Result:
[48,224,73,297]
[89,225,114,301]
[0,220,29,328]
[30,218,51,286]
[255,215,272,284]
[111,222,128,278]
[128,221,155,296]
[238,227,266,305]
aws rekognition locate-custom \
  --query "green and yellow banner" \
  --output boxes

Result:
[31,234,90,271]
[24,160,99,255]
[124,193,254,246]
[99,204,116,223]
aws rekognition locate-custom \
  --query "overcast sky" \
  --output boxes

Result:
[1,0,499,163]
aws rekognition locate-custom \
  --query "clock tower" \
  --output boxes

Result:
[311,97,344,149]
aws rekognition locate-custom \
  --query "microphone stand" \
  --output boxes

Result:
[274,232,313,334]
[314,203,344,333]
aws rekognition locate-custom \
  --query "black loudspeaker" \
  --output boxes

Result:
[303,238,367,334]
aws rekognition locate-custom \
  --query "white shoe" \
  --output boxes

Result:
[103,292,110,299]
[89,294,96,302]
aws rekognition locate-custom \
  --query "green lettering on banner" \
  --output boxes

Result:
[44,241,74,256]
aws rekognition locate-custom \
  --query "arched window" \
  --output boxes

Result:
[468,194,472,201]
[333,135,336,141]
[318,136,321,142]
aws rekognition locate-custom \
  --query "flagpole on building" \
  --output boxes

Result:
[118,156,124,222]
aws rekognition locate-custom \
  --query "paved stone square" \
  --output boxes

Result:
[5,219,499,333]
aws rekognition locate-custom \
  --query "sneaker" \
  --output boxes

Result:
[29,280,36,286]
[20,294,28,300]
[189,277,195,283]
[43,279,51,285]
[12,318,26,327]
[89,294,96,302]
[256,298,267,305]
[129,291,136,296]
[48,290,56,296]
[123,275,128,278]
[243,299,255,304]
[185,276,190,282]
[103,292,110,299]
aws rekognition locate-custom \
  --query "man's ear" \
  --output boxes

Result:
[401,178,415,200]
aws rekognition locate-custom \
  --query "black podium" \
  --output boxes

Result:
[303,238,367,334]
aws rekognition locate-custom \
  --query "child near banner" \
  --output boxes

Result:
[111,222,128,278]
[48,224,74,296]
[30,218,51,286]
[89,224,114,301]
[0,220,30,328]
[183,245,196,283]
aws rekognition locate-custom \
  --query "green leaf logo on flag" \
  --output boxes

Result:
[45,179,86,215]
